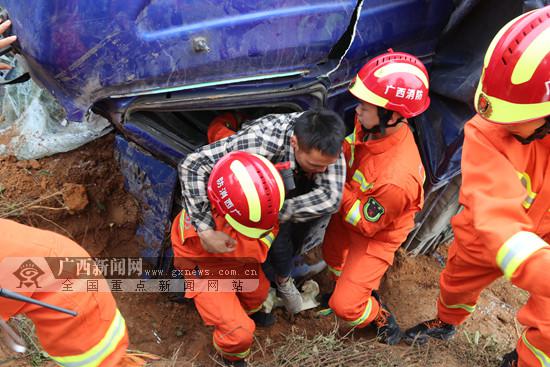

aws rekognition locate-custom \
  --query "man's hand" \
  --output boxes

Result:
[197,229,237,253]
[0,20,16,70]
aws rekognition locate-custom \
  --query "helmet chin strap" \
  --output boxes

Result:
[513,117,550,145]
[361,107,401,136]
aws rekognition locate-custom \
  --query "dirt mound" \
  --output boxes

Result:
[0,134,138,256]
[62,183,89,212]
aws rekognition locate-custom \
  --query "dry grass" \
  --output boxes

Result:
[448,330,507,367]
[3,318,191,367]
[5,316,51,367]
[248,326,507,367]
[0,190,67,219]
[0,323,509,367]
[250,326,434,367]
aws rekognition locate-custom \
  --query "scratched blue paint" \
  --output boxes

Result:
[114,134,178,259]
[3,0,356,121]
[121,122,189,166]
[327,0,455,84]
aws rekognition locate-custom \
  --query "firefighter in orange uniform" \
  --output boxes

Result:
[0,18,145,367]
[207,112,248,143]
[0,219,138,367]
[171,151,285,367]
[322,50,429,344]
[404,7,550,367]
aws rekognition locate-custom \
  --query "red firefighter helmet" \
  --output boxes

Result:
[475,6,550,124]
[207,151,285,238]
[349,50,430,118]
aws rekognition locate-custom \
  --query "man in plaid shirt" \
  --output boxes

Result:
[179,109,346,314]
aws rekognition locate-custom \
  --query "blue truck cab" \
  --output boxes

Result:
[2,0,526,263]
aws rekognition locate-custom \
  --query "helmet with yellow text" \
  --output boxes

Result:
[350,49,430,119]
[207,151,285,238]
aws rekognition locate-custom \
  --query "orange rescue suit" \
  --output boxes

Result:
[0,219,129,367]
[170,210,277,361]
[437,115,550,367]
[207,112,246,143]
[322,118,425,327]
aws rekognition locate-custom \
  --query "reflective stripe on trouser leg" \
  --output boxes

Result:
[328,239,387,328]
[327,264,342,278]
[437,240,501,325]
[347,298,374,327]
[439,294,476,313]
[49,309,126,367]
[213,338,250,361]
[322,215,350,281]
[194,292,255,363]
[437,289,479,326]
[246,305,262,315]
[519,330,550,367]
[211,318,254,362]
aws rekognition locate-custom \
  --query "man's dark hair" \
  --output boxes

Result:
[293,109,346,157]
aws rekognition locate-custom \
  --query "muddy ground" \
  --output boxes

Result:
[0,134,527,367]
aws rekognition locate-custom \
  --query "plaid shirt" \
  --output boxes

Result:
[178,112,346,232]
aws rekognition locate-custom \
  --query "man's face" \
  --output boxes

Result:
[355,101,381,130]
[503,118,546,139]
[291,136,338,174]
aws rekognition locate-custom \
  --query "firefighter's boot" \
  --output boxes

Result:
[500,350,518,367]
[223,358,247,367]
[249,311,276,328]
[371,291,401,345]
[404,318,457,345]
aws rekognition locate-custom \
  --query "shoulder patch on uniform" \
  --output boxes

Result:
[363,197,385,222]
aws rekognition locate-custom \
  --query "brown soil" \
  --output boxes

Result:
[0,135,138,256]
[0,133,527,367]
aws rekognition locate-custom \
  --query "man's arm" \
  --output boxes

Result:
[179,114,292,231]
[279,153,345,222]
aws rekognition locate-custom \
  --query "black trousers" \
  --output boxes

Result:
[264,166,315,280]
[263,220,313,280]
